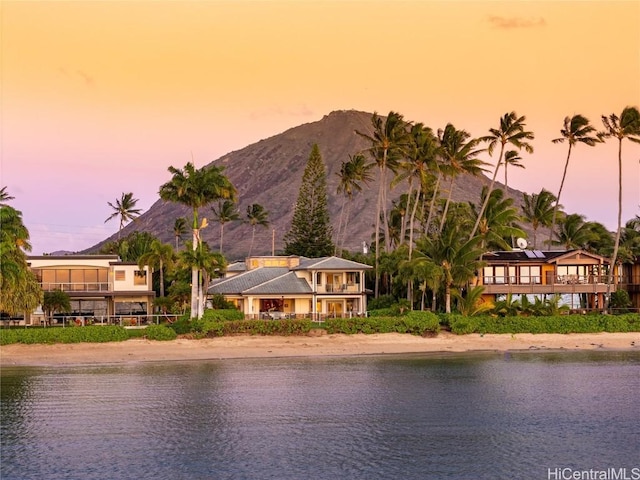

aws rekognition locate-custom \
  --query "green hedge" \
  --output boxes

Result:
[144,324,178,341]
[324,312,440,336]
[449,313,640,335]
[203,319,313,337]
[0,326,129,345]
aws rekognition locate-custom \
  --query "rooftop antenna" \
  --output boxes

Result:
[516,237,528,250]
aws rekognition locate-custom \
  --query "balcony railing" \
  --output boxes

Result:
[40,282,111,292]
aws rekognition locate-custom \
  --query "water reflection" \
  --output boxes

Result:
[2,351,639,480]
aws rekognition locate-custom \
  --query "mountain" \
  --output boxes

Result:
[89,110,530,260]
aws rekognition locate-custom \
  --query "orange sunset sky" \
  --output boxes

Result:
[1,0,639,255]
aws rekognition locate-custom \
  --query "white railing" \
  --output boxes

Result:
[40,282,111,292]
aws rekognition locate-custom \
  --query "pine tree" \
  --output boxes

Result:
[284,144,334,257]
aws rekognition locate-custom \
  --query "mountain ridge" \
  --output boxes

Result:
[88,109,530,260]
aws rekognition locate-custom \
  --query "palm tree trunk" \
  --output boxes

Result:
[607,139,624,311]
[340,198,352,254]
[439,177,455,233]
[220,224,224,254]
[190,228,199,319]
[159,260,165,298]
[470,145,505,239]
[549,144,572,245]
[425,173,442,234]
[374,166,384,298]
[336,196,347,255]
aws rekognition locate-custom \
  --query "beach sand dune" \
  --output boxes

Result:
[1,331,639,367]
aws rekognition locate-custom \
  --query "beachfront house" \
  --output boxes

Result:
[477,248,614,312]
[20,255,155,326]
[208,255,372,320]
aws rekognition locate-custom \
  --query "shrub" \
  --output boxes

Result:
[204,319,313,337]
[324,313,439,336]
[145,324,178,341]
[367,294,396,310]
[201,309,245,322]
[0,326,129,345]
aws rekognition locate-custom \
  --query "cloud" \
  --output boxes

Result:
[488,15,546,29]
[57,66,95,87]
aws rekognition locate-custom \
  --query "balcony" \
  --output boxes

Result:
[480,275,613,295]
[40,282,112,293]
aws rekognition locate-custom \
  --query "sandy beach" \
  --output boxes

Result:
[1,331,639,367]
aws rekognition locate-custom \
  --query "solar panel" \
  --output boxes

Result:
[533,250,545,258]
[524,250,537,258]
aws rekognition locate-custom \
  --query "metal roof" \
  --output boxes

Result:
[293,256,372,271]
[208,267,289,294]
[244,272,313,294]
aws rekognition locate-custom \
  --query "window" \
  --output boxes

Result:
[316,272,322,285]
[519,266,541,284]
[115,270,125,281]
[347,272,357,285]
[133,270,147,286]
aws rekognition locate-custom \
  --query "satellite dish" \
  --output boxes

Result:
[516,237,528,249]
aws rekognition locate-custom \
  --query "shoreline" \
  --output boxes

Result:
[1,331,639,367]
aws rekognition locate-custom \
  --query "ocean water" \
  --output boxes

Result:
[1,351,639,480]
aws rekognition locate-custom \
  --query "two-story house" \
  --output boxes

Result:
[478,249,613,311]
[208,255,372,320]
[25,255,154,325]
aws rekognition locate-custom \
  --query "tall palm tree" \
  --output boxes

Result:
[436,124,487,233]
[173,217,187,250]
[159,162,236,319]
[548,114,599,244]
[246,203,269,257]
[470,112,534,239]
[335,153,374,254]
[138,240,174,298]
[356,111,411,297]
[521,188,557,249]
[598,106,640,304]
[211,200,240,254]
[105,192,142,239]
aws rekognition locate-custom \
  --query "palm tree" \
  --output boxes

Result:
[246,203,269,257]
[105,192,142,239]
[335,153,374,254]
[159,162,236,319]
[138,240,174,298]
[0,204,42,316]
[211,200,240,254]
[42,289,71,326]
[415,216,485,313]
[470,112,534,239]
[521,189,557,249]
[598,106,640,306]
[551,213,595,250]
[503,150,525,193]
[179,241,226,318]
[471,187,526,251]
[173,217,187,250]
[356,111,411,297]
[548,114,599,244]
[436,124,487,233]
[0,186,15,206]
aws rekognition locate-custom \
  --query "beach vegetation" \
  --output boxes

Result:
[448,313,640,335]
[144,324,177,341]
[0,325,129,345]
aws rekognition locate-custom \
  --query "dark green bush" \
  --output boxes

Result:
[367,294,396,310]
[324,313,439,336]
[0,326,129,345]
[201,309,245,322]
[203,319,313,337]
[449,314,640,335]
[144,324,178,341]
